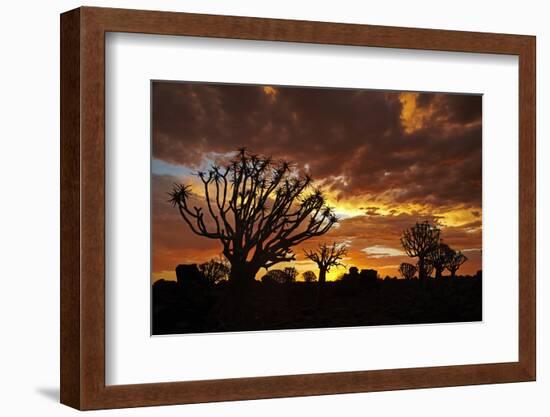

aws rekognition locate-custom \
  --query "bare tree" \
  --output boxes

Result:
[302,270,317,283]
[283,266,298,283]
[198,256,230,285]
[447,250,467,278]
[169,149,337,285]
[400,221,440,280]
[304,242,347,284]
[419,260,435,279]
[398,262,417,280]
[427,242,453,279]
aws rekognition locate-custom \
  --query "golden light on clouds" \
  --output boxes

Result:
[263,86,278,102]
[435,207,481,228]
[399,92,437,134]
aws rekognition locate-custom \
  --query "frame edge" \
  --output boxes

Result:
[518,35,536,382]
[64,6,537,409]
[60,7,82,410]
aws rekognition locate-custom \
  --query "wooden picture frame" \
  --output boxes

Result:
[60,6,536,410]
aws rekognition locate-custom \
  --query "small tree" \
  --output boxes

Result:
[198,256,230,285]
[169,149,337,285]
[261,269,288,284]
[419,261,435,279]
[398,262,417,280]
[427,242,453,279]
[283,266,298,283]
[304,242,347,284]
[447,250,467,278]
[302,270,317,283]
[401,221,440,280]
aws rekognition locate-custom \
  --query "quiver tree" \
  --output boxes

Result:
[427,242,453,279]
[400,221,440,280]
[302,270,317,283]
[420,261,435,279]
[447,250,467,278]
[304,242,347,284]
[261,269,288,284]
[198,256,230,285]
[169,149,337,285]
[398,262,417,280]
[283,266,298,283]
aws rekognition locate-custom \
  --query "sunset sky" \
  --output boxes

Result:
[151,81,482,281]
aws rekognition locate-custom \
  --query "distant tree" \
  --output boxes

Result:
[420,261,435,279]
[198,256,230,285]
[169,148,337,285]
[447,250,468,278]
[302,270,317,283]
[304,242,347,284]
[427,242,454,279]
[400,221,440,280]
[398,262,417,280]
[261,269,289,284]
[283,266,298,283]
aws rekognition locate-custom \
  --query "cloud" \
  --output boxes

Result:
[152,82,481,208]
[361,245,406,258]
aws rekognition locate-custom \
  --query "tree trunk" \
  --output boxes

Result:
[418,257,426,280]
[318,268,327,284]
[435,267,442,279]
[224,262,257,330]
[228,261,258,286]
[450,269,457,279]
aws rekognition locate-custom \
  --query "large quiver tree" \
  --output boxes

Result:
[400,221,440,280]
[169,149,337,285]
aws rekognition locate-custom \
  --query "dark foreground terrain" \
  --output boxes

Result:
[152,274,482,335]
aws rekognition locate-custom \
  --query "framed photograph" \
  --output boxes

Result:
[60,6,536,410]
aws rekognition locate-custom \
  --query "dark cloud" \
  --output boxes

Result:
[413,92,482,125]
[152,82,481,209]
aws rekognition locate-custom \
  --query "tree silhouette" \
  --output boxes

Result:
[169,149,337,285]
[198,256,230,285]
[400,221,440,280]
[261,269,289,284]
[420,261,435,279]
[398,262,417,280]
[427,242,453,279]
[447,250,467,278]
[302,270,317,283]
[283,266,298,283]
[304,242,347,284]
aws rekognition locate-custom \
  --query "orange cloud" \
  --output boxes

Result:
[263,86,278,102]
[399,92,437,133]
